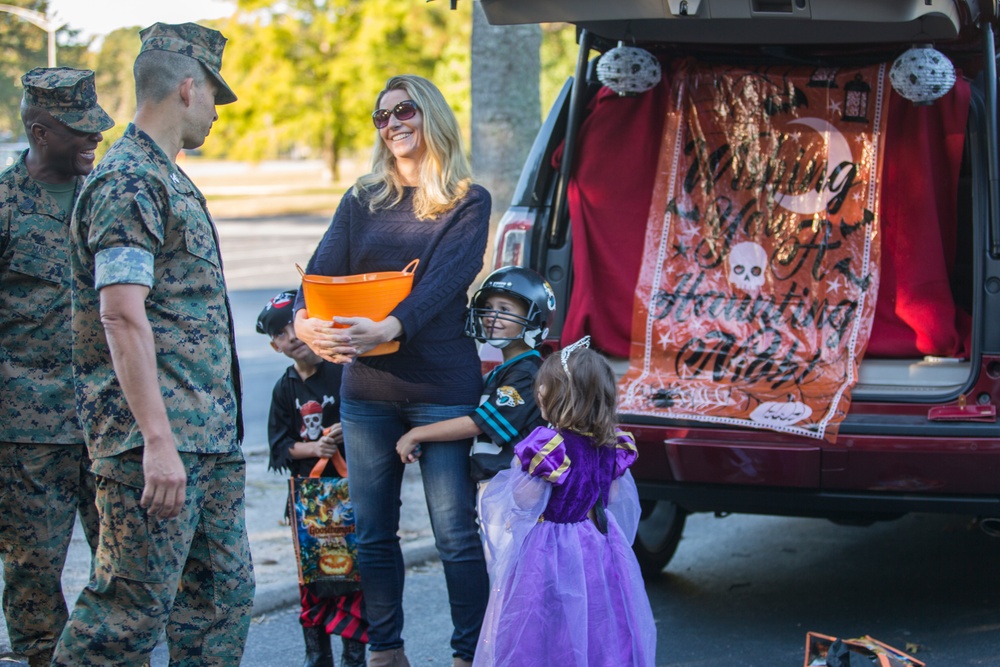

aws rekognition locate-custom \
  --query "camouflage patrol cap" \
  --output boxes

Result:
[21,67,115,134]
[139,22,237,105]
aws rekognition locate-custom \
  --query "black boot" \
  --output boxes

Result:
[302,625,334,667]
[341,637,367,667]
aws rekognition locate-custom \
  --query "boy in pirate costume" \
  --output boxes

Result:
[258,289,367,667]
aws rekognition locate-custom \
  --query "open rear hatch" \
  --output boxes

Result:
[483,0,997,412]
[480,0,982,44]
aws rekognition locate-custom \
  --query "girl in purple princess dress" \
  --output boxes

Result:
[473,337,656,667]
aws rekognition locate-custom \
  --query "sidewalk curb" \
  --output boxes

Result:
[252,537,440,617]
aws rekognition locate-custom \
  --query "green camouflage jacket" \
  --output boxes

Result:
[71,124,243,459]
[0,150,84,444]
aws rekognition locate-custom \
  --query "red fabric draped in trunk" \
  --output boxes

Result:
[557,75,971,360]
[558,83,671,358]
[867,79,971,357]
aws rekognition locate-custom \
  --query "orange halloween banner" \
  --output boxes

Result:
[619,60,890,441]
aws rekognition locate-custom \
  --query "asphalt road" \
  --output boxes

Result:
[214,511,1000,666]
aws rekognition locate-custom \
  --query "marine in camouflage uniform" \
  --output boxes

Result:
[52,23,253,667]
[0,67,114,667]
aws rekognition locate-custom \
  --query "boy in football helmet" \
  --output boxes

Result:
[396,266,556,481]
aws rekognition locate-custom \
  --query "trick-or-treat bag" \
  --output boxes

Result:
[288,450,360,594]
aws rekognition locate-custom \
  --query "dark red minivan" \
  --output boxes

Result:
[481,0,1000,574]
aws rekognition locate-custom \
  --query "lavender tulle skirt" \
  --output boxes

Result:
[474,465,656,667]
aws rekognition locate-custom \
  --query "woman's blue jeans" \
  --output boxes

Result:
[340,399,489,659]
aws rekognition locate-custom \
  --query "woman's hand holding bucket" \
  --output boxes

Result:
[294,310,403,364]
[329,315,403,359]
[294,309,354,364]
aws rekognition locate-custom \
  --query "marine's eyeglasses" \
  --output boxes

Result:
[372,100,419,129]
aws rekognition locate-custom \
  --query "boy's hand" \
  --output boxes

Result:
[323,423,344,446]
[315,432,340,458]
[396,431,423,464]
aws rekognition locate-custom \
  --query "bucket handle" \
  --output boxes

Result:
[295,260,417,277]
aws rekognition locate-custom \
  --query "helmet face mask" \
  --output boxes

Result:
[472,306,533,348]
[465,266,556,350]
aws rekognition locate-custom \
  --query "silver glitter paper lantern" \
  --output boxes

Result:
[596,43,662,96]
[889,45,957,105]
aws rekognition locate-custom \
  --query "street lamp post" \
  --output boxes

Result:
[0,4,65,67]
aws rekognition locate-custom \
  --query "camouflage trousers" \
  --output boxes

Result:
[0,442,99,667]
[52,448,255,667]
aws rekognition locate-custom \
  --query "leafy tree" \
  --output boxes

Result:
[0,0,50,139]
[540,23,578,117]
[1,0,578,186]
[0,0,91,139]
[87,26,142,158]
[209,0,471,181]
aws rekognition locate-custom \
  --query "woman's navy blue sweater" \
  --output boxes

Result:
[294,184,490,405]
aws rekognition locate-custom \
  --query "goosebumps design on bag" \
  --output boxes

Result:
[620,60,891,442]
[289,476,360,587]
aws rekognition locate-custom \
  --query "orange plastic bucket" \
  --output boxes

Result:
[298,259,419,357]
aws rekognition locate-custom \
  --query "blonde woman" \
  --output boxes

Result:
[294,75,490,667]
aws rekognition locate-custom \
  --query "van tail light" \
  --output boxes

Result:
[492,208,533,270]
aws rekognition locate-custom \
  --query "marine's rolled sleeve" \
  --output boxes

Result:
[94,247,155,289]
[83,182,164,289]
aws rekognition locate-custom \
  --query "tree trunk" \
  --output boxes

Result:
[470,1,541,228]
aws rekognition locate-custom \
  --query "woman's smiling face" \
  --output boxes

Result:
[377,88,426,166]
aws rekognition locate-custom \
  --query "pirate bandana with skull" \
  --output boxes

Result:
[297,396,336,441]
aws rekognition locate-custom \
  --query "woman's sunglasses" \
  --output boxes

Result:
[372,100,419,129]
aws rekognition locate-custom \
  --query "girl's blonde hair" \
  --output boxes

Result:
[355,74,472,220]
[535,348,619,447]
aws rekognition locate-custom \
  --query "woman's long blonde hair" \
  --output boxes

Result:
[355,75,471,220]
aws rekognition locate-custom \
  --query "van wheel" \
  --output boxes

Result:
[633,499,687,577]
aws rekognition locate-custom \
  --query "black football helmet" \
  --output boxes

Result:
[465,266,556,349]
